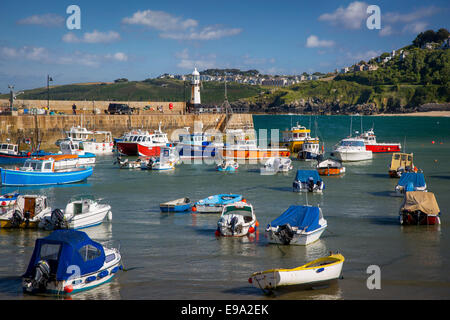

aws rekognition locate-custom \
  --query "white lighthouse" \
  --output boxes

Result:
[190,68,201,106]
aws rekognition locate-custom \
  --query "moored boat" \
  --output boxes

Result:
[293,170,324,193]
[261,157,293,174]
[216,159,239,172]
[399,191,440,225]
[0,141,52,165]
[116,125,169,156]
[0,195,51,228]
[144,146,179,170]
[248,253,344,291]
[60,126,114,155]
[58,140,96,166]
[193,194,243,213]
[0,192,20,207]
[388,152,417,178]
[395,172,427,196]
[39,195,112,230]
[331,138,372,162]
[216,201,258,237]
[297,139,323,161]
[22,230,122,295]
[266,205,327,245]
[280,122,318,153]
[115,156,147,169]
[160,197,193,212]
[358,129,401,153]
[316,159,346,176]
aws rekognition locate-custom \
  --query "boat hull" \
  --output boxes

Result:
[0,151,52,165]
[0,219,40,229]
[317,167,345,176]
[221,148,290,161]
[82,142,114,154]
[266,225,326,246]
[333,150,372,162]
[366,144,401,153]
[400,212,440,225]
[0,167,93,186]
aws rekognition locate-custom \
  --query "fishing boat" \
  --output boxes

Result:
[145,147,179,170]
[297,139,324,161]
[316,159,346,176]
[261,157,293,174]
[60,126,114,155]
[216,202,258,237]
[248,253,344,291]
[22,229,122,295]
[0,195,51,228]
[0,141,51,165]
[399,191,441,225]
[331,138,372,162]
[115,156,147,169]
[37,154,87,170]
[58,140,96,165]
[395,172,427,196]
[0,192,20,207]
[293,170,324,193]
[0,157,93,186]
[216,159,239,172]
[193,194,243,213]
[358,129,401,153]
[220,128,290,161]
[266,205,327,245]
[389,152,418,178]
[39,195,112,230]
[160,197,193,212]
[116,124,169,156]
[280,122,319,153]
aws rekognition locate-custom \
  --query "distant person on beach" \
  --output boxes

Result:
[72,103,77,115]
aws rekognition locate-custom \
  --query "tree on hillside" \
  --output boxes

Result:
[413,28,450,47]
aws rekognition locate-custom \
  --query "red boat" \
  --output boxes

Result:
[116,128,169,156]
[359,129,401,153]
[399,191,441,225]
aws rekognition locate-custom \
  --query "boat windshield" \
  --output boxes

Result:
[340,140,365,147]
[23,161,43,170]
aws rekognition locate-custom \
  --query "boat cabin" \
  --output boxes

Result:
[21,159,55,172]
[15,195,49,218]
[0,143,19,155]
[65,127,112,143]
[338,139,365,148]
[390,152,413,171]
[282,123,311,142]
[60,140,84,155]
[221,202,254,223]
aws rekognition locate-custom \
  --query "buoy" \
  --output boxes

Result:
[248,277,253,284]
[1,201,6,206]
[242,198,247,203]
[192,206,197,212]
[64,285,73,293]
[107,211,112,220]
[432,141,435,144]
[248,227,255,234]
[215,230,220,237]
[255,220,259,227]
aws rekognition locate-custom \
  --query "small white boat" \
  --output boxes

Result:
[293,170,324,193]
[261,157,293,174]
[316,159,346,176]
[58,140,96,166]
[0,192,20,207]
[331,138,372,162]
[145,147,179,171]
[0,195,51,228]
[216,202,258,237]
[266,205,327,245]
[216,159,239,172]
[39,195,112,230]
[115,156,146,169]
[249,253,344,291]
[22,230,122,295]
[160,197,193,212]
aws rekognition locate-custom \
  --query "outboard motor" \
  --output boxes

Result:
[10,210,24,227]
[229,216,242,235]
[308,177,315,192]
[24,260,51,293]
[277,224,295,245]
[50,208,66,229]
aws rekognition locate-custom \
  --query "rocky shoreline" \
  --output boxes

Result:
[230,99,450,115]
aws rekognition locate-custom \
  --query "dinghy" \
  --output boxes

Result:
[193,194,243,213]
[160,197,193,212]
[293,170,324,193]
[261,157,292,174]
[22,230,122,295]
[216,159,239,172]
[395,172,427,196]
[0,195,51,228]
[0,192,20,207]
[399,191,441,225]
[316,159,346,176]
[115,156,146,169]
[248,253,344,291]
[39,195,112,230]
[216,202,258,237]
[266,205,327,245]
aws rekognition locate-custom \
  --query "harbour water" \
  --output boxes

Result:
[0,115,449,300]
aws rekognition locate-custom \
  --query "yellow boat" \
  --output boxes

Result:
[249,253,344,290]
[0,195,51,228]
[281,122,319,153]
[389,152,417,178]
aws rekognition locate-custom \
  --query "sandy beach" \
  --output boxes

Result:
[374,111,450,117]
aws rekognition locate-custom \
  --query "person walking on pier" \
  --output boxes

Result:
[72,103,77,115]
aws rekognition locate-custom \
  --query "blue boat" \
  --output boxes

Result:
[22,229,122,295]
[216,160,239,172]
[194,194,243,213]
[293,169,324,193]
[0,142,52,165]
[395,172,427,195]
[176,132,221,159]
[0,192,19,206]
[160,197,193,212]
[0,157,93,186]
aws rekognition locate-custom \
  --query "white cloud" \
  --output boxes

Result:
[16,13,64,27]
[175,49,216,70]
[123,10,241,41]
[383,6,439,24]
[306,35,335,48]
[351,50,381,62]
[379,25,393,37]
[63,30,121,43]
[105,52,128,62]
[379,7,439,37]
[402,22,428,34]
[0,46,50,62]
[318,1,369,30]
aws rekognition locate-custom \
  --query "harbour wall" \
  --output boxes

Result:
[0,113,254,151]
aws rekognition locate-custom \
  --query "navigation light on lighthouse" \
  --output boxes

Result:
[190,68,201,106]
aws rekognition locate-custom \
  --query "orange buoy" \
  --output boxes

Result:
[248,227,255,233]
[64,285,73,293]
[255,220,259,227]
[242,198,247,203]
[192,206,197,212]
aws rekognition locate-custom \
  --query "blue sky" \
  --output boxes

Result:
[0,0,449,91]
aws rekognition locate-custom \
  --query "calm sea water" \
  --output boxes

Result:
[0,115,449,300]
